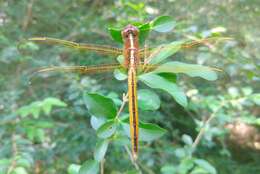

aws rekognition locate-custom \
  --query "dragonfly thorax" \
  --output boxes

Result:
[122,25,140,69]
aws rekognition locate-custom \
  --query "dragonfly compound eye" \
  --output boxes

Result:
[122,25,139,39]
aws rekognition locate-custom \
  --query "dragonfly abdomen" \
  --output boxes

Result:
[128,67,139,160]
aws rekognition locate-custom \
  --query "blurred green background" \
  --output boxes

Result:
[0,0,259,174]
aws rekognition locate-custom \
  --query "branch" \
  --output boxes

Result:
[97,93,128,174]
[7,135,18,174]
[192,103,224,150]
[100,159,105,174]
[124,145,142,173]
[192,97,247,150]
[22,0,34,31]
[138,161,156,174]
[115,93,128,119]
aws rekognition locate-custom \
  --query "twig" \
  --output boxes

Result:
[100,158,105,174]
[124,145,142,173]
[22,0,34,31]
[115,93,128,119]
[192,96,247,150]
[7,135,18,174]
[138,161,156,174]
[96,93,128,174]
[192,102,225,150]
[34,160,41,174]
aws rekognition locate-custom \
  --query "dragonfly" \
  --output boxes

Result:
[28,24,228,160]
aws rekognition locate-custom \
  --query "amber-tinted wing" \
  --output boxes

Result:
[29,63,122,80]
[180,37,232,49]
[29,37,123,56]
[139,37,232,59]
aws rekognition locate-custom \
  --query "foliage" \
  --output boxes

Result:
[0,0,259,174]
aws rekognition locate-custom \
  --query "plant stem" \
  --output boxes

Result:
[192,102,224,150]
[192,97,247,150]
[100,159,105,174]
[7,134,17,174]
[124,145,142,173]
[22,0,34,31]
[115,93,128,119]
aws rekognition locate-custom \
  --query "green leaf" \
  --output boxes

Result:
[43,97,67,107]
[26,128,45,142]
[16,97,67,118]
[84,93,117,119]
[228,87,239,98]
[178,158,194,174]
[116,55,124,64]
[121,118,166,141]
[22,120,54,134]
[161,165,177,174]
[79,160,99,174]
[17,101,41,118]
[250,93,260,105]
[194,159,216,174]
[126,2,144,11]
[33,120,54,128]
[108,27,123,43]
[90,116,106,130]
[158,73,177,83]
[12,167,28,174]
[68,164,81,174]
[210,26,227,34]
[16,157,31,168]
[114,69,127,81]
[139,122,167,141]
[17,41,39,52]
[42,97,67,115]
[255,118,260,126]
[0,158,10,173]
[153,61,218,81]
[125,170,140,174]
[138,23,151,44]
[148,41,182,64]
[150,16,176,32]
[242,87,253,95]
[139,73,187,107]
[138,89,160,111]
[181,134,193,146]
[97,120,117,138]
[94,139,109,162]
[174,148,186,158]
[190,167,209,174]
[113,134,130,146]
[107,92,122,106]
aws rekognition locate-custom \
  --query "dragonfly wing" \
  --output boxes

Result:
[140,62,224,81]
[31,64,122,78]
[144,63,221,73]
[181,36,232,49]
[139,37,232,60]
[29,37,123,56]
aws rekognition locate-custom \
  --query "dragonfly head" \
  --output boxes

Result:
[122,24,139,39]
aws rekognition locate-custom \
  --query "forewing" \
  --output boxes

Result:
[29,37,123,56]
